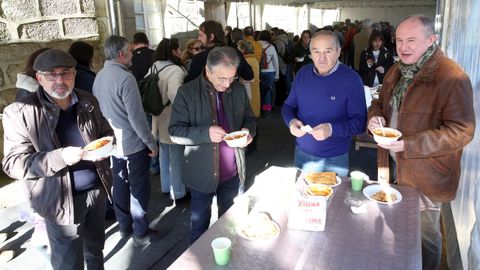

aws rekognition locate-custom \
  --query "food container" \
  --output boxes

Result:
[372,127,402,144]
[223,130,249,147]
[83,136,114,161]
[304,184,333,198]
[303,171,341,187]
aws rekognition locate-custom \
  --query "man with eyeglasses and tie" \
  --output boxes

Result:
[2,49,114,269]
[169,46,256,244]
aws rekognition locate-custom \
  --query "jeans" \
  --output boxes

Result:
[146,113,160,174]
[159,142,186,199]
[293,147,349,177]
[111,148,151,237]
[260,71,276,111]
[284,64,293,94]
[190,175,239,243]
[421,205,442,270]
[46,188,105,270]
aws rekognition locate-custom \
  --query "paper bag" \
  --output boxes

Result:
[287,194,327,231]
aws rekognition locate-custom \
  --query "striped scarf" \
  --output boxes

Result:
[391,44,436,110]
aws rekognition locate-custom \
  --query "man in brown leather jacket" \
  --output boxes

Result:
[2,49,113,270]
[368,15,475,269]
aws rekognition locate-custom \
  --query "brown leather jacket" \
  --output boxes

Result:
[2,88,114,225]
[368,48,475,202]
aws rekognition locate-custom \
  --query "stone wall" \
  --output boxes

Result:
[0,0,111,112]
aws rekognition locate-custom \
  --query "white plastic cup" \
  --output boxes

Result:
[211,237,232,266]
[350,171,366,191]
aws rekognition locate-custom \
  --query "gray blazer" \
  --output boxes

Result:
[169,75,256,193]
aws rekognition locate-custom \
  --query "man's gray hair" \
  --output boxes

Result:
[104,35,130,60]
[362,19,372,30]
[206,46,240,70]
[399,14,435,37]
[311,30,340,49]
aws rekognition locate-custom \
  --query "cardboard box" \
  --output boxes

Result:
[287,191,327,231]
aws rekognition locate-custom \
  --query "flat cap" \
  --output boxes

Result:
[33,49,77,71]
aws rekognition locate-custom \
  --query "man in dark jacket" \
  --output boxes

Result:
[169,47,256,243]
[184,20,253,83]
[2,49,114,270]
[368,15,475,269]
[129,32,159,175]
[130,32,155,82]
[68,41,96,92]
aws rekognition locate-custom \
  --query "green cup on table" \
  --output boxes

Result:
[211,237,231,266]
[350,171,367,191]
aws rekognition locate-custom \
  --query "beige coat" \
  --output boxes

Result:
[244,56,261,117]
[147,61,187,144]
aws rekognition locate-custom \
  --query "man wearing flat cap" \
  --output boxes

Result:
[2,48,114,269]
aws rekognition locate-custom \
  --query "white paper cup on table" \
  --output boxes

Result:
[211,237,232,266]
[350,171,367,191]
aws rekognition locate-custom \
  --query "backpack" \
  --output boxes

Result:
[281,39,295,64]
[260,45,272,69]
[138,64,173,115]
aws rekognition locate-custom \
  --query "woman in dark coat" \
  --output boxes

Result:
[68,41,96,92]
[293,30,313,74]
[15,48,49,101]
[359,30,394,87]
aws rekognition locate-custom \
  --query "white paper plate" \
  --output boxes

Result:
[363,184,402,205]
[237,215,280,241]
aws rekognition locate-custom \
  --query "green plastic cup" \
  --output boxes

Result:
[350,171,366,191]
[211,237,231,266]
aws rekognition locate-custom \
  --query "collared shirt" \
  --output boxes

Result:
[42,89,78,109]
[48,89,99,193]
[203,73,238,181]
[313,60,340,77]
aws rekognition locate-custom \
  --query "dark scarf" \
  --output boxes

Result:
[391,44,436,110]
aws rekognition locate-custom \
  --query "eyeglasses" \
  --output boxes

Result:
[191,47,202,51]
[206,67,238,84]
[38,70,75,81]
[217,75,238,84]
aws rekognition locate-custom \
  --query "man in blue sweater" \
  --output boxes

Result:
[282,30,367,176]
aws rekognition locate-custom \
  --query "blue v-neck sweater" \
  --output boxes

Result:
[282,63,367,158]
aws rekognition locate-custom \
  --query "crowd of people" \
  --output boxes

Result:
[1,14,475,270]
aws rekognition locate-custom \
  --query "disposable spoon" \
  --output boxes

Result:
[377,117,386,136]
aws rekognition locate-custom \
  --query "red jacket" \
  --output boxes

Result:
[368,48,475,202]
